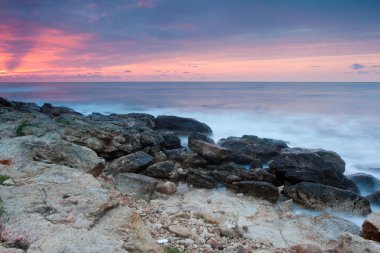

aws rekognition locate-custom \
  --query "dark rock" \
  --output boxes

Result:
[188,133,233,164]
[229,181,279,202]
[218,135,288,163]
[164,148,209,168]
[0,97,16,108]
[111,113,156,128]
[143,161,175,179]
[113,173,157,201]
[139,130,164,148]
[269,148,348,189]
[250,159,263,169]
[211,171,242,184]
[107,151,153,175]
[161,133,181,149]
[155,115,212,134]
[187,168,216,189]
[13,102,41,112]
[247,168,276,183]
[348,173,380,194]
[284,182,371,216]
[40,103,81,116]
[362,211,380,242]
[366,190,380,206]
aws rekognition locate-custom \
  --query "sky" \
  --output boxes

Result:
[0,0,380,82]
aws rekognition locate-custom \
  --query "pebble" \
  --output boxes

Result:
[168,224,193,238]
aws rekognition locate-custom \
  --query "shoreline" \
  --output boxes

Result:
[1,97,380,252]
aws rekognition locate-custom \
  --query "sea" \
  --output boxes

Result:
[1,81,380,223]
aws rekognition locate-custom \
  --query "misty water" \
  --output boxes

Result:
[1,82,380,223]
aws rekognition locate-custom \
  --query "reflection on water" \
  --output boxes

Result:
[1,82,380,177]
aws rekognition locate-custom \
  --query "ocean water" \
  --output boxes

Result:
[1,82,380,180]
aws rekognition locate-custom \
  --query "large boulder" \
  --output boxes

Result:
[188,133,233,164]
[0,97,16,108]
[155,115,212,134]
[269,148,353,190]
[143,161,175,179]
[40,103,81,116]
[336,233,380,253]
[347,173,380,195]
[229,181,279,202]
[284,182,371,215]
[29,139,105,176]
[107,151,152,175]
[113,173,158,201]
[362,211,380,242]
[218,135,288,163]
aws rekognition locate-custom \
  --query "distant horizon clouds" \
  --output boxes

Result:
[0,0,380,81]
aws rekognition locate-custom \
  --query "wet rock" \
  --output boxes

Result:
[0,97,16,108]
[284,182,371,215]
[156,115,212,134]
[40,103,81,116]
[269,148,350,190]
[156,181,177,195]
[366,190,380,206]
[188,133,232,163]
[110,113,156,128]
[161,133,181,149]
[230,181,279,203]
[347,173,380,194]
[144,161,175,179]
[187,168,216,189]
[113,173,157,201]
[336,233,380,253]
[290,244,323,253]
[362,211,380,242]
[168,224,193,238]
[107,151,152,175]
[218,135,288,163]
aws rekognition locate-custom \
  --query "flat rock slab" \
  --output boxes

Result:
[168,224,193,238]
[113,173,158,201]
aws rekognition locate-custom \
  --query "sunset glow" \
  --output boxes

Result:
[1,0,380,81]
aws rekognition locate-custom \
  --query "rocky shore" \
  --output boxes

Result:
[0,97,380,253]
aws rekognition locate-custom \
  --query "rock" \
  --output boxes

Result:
[27,227,126,253]
[336,233,380,253]
[156,181,177,195]
[229,181,279,203]
[168,224,193,238]
[187,168,216,189]
[110,113,156,128]
[366,190,380,206]
[218,135,288,163]
[155,115,212,134]
[194,211,219,224]
[250,159,263,169]
[29,139,105,176]
[161,133,181,149]
[219,226,243,238]
[61,114,143,159]
[347,173,380,194]
[2,178,14,186]
[282,214,361,252]
[269,148,352,190]
[92,206,161,253]
[284,182,371,215]
[207,237,224,250]
[144,161,175,179]
[247,168,276,183]
[113,173,157,201]
[0,97,16,108]
[107,151,152,175]
[362,211,380,242]
[211,171,242,184]
[290,244,323,253]
[40,103,81,116]
[0,245,24,253]
[188,133,233,163]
